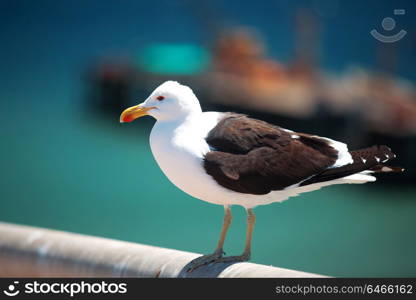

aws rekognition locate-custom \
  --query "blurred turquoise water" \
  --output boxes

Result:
[0,109,415,277]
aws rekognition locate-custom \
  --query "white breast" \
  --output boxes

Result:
[149,112,232,205]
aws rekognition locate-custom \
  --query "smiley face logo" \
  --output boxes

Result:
[371,9,407,43]
[3,281,20,297]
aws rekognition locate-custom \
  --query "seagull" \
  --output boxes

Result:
[120,81,403,271]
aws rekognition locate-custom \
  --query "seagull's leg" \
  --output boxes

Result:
[186,206,232,272]
[215,205,232,255]
[216,208,256,263]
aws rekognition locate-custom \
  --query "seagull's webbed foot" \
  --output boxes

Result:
[186,250,224,272]
[186,251,251,272]
[215,251,250,264]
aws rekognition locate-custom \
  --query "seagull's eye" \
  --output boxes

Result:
[156,95,165,101]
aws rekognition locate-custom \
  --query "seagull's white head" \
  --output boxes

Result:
[120,81,202,123]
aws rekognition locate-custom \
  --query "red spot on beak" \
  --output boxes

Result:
[122,115,133,123]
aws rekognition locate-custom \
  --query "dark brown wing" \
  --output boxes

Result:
[203,114,339,195]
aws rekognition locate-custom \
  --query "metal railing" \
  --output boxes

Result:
[0,222,325,278]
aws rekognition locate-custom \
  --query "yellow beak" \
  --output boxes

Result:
[120,104,154,123]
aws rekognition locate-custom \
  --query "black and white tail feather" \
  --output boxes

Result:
[300,145,404,186]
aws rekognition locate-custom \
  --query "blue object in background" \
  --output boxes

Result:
[137,44,210,74]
